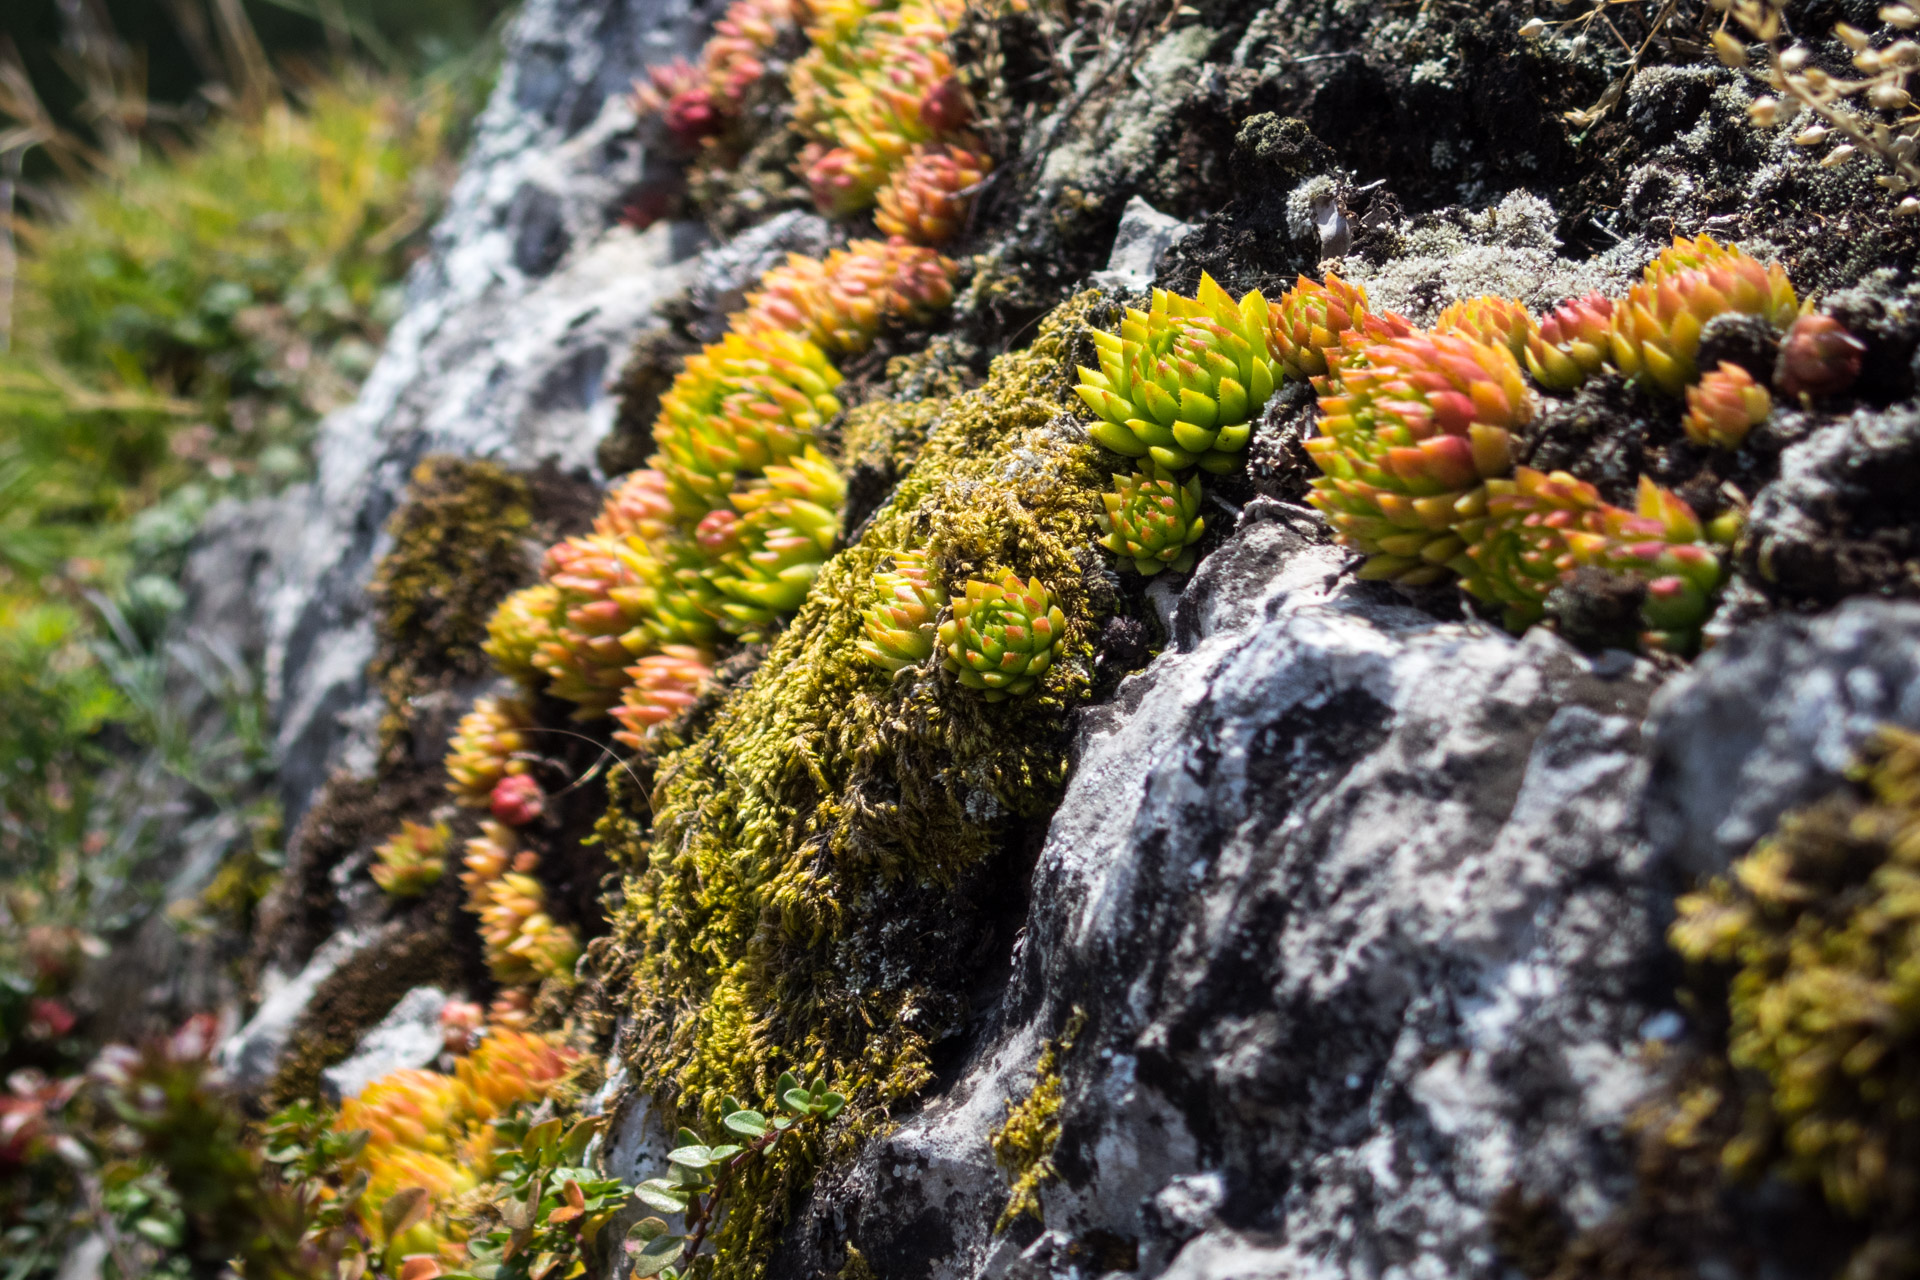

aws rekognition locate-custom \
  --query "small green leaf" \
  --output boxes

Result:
[629,1233,684,1277]
[382,1186,433,1239]
[706,1143,744,1162]
[521,1117,563,1163]
[667,1144,712,1169]
[635,1181,687,1214]
[628,1217,671,1244]
[722,1095,745,1115]
[772,1115,795,1131]
[675,1127,703,1148]
[820,1092,846,1119]
[560,1116,603,1162]
[723,1109,769,1138]
[775,1071,799,1097]
[782,1088,814,1114]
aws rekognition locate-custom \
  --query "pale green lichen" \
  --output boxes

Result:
[597,293,1110,1279]
[989,1006,1086,1232]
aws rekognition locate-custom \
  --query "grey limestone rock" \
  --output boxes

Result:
[1644,598,1920,877]
[320,986,451,1102]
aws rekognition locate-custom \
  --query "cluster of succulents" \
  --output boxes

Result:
[1278,234,1869,651]
[1670,725,1920,1264]
[631,0,799,149]
[336,1027,576,1269]
[461,823,582,989]
[787,0,986,241]
[854,554,1074,704]
[1456,470,1726,650]
[371,820,451,898]
[1608,235,1799,395]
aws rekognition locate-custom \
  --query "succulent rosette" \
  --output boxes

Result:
[371,820,451,898]
[489,773,545,827]
[611,645,716,749]
[1523,293,1615,391]
[737,240,956,354]
[1685,362,1772,450]
[938,571,1068,701]
[707,449,847,635]
[1775,312,1866,399]
[1098,465,1207,575]
[1076,273,1278,473]
[1267,273,1374,382]
[634,533,730,647]
[477,869,580,986]
[1303,328,1532,583]
[445,695,536,808]
[460,821,534,914]
[650,329,844,518]
[536,534,656,717]
[483,584,563,690]
[875,141,988,245]
[1609,234,1798,395]
[858,550,942,672]
[594,467,677,542]
[1436,296,1535,360]
[1457,468,1725,651]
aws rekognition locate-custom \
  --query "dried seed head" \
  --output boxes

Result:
[1870,82,1912,109]
[1835,22,1871,52]
[1886,4,1920,29]
[1900,196,1920,215]
[1750,96,1782,126]
[1794,125,1832,145]
[1821,143,1859,166]
[1519,17,1548,37]
[1713,30,1749,67]
[1781,44,1810,72]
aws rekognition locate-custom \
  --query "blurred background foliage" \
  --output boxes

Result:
[0,0,506,1148]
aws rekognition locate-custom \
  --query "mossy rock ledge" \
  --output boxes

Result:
[118,0,1920,1277]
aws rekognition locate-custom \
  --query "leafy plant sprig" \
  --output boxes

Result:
[451,1114,626,1280]
[624,1074,846,1279]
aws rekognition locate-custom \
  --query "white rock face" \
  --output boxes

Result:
[320,985,451,1101]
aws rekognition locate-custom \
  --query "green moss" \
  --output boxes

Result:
[369,455,535,711]
[597,292,1110,1278]
[1667,725,1920,1265]
[989,1006,1086,1231]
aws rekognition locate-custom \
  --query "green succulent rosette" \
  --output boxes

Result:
[1098,465,1206,575]
[707,448,846,638]
[858,550,942,672]
[937,571,1067,701]
[1075,272,1277,474]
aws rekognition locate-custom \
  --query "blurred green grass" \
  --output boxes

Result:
[0,4,495,894]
